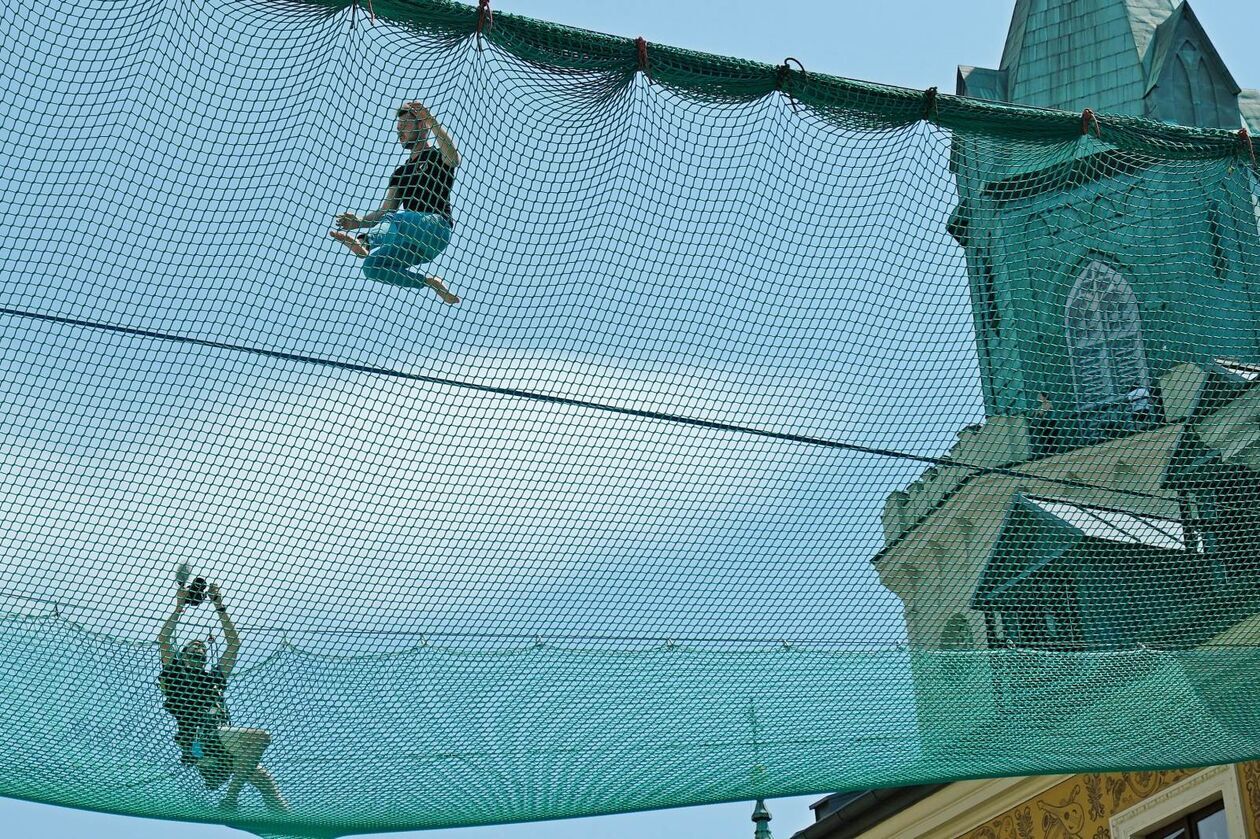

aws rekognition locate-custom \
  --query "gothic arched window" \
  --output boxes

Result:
[1065,261,1149,408]
[1166,40,1229,128]
[1166,42,1198,126]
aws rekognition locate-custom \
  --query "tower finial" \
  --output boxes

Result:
[752,798,773,839]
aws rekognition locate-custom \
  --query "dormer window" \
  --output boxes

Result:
[1065,261,1150,408]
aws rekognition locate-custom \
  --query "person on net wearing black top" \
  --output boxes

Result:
[331,100,462,304]
[157,581,287,812]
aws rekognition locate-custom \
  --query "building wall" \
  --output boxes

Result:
[958,769,1192,838]
[848,764,1260,838]
[1243,762,1260,838]
[956,765,1260,839]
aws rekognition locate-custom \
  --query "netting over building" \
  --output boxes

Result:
[1,0,1259,836]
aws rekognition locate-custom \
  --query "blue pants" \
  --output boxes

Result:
[362,211,452,289]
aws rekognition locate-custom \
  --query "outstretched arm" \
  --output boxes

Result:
[410,101,460,168]
[208,583,242,678]
[336,186,400,231]
[158,586,190,667]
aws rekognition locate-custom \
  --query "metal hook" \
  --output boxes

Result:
[776,57,806,113]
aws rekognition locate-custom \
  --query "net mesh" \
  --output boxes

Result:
[2,0,1260,835]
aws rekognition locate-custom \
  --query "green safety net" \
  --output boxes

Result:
[1,0,1260,835]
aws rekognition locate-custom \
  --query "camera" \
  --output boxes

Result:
[175,563,214,607]
[181,571,210,604]
[186,576,209,607]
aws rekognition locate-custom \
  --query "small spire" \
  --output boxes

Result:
[752,798,773,839]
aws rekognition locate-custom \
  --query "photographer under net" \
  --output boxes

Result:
[156,570,287,812]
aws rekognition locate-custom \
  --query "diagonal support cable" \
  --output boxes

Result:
[0,305,1173,503]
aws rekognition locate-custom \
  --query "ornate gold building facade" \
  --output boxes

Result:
[794,764,1260,838]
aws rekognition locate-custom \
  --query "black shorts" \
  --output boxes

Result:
[190,732,233,790]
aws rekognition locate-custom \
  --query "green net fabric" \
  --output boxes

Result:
[2,0,1260,835]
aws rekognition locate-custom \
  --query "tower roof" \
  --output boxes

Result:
[1121,0,1180,62]
[1142,1,1239,96]
[958,0,1249,129]
[1241,89,1260,132]
[997,0,1178,113]
[1000,0,1178,75]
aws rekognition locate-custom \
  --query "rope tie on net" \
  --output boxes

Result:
[476,0,492,37]
[1081,107,1102,137]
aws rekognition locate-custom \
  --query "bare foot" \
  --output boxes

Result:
[329,230,369,258]
[425,276,461,305]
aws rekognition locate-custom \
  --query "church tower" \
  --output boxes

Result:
[951,0,1260,419]
[874,0,1260,751]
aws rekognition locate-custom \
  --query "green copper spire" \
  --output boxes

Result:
[959,0,1258,128]
[752,799,773,839]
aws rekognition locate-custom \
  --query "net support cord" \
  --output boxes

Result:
[310,0,1250,159]
[0,305,1176,506]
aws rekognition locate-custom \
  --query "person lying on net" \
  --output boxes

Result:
[331,100,462,304]
[157,581,288,812]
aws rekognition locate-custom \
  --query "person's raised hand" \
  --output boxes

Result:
[335,212,361,230]
[176,585,191,608]
[405,101,434,128]
[207,582,223,606]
